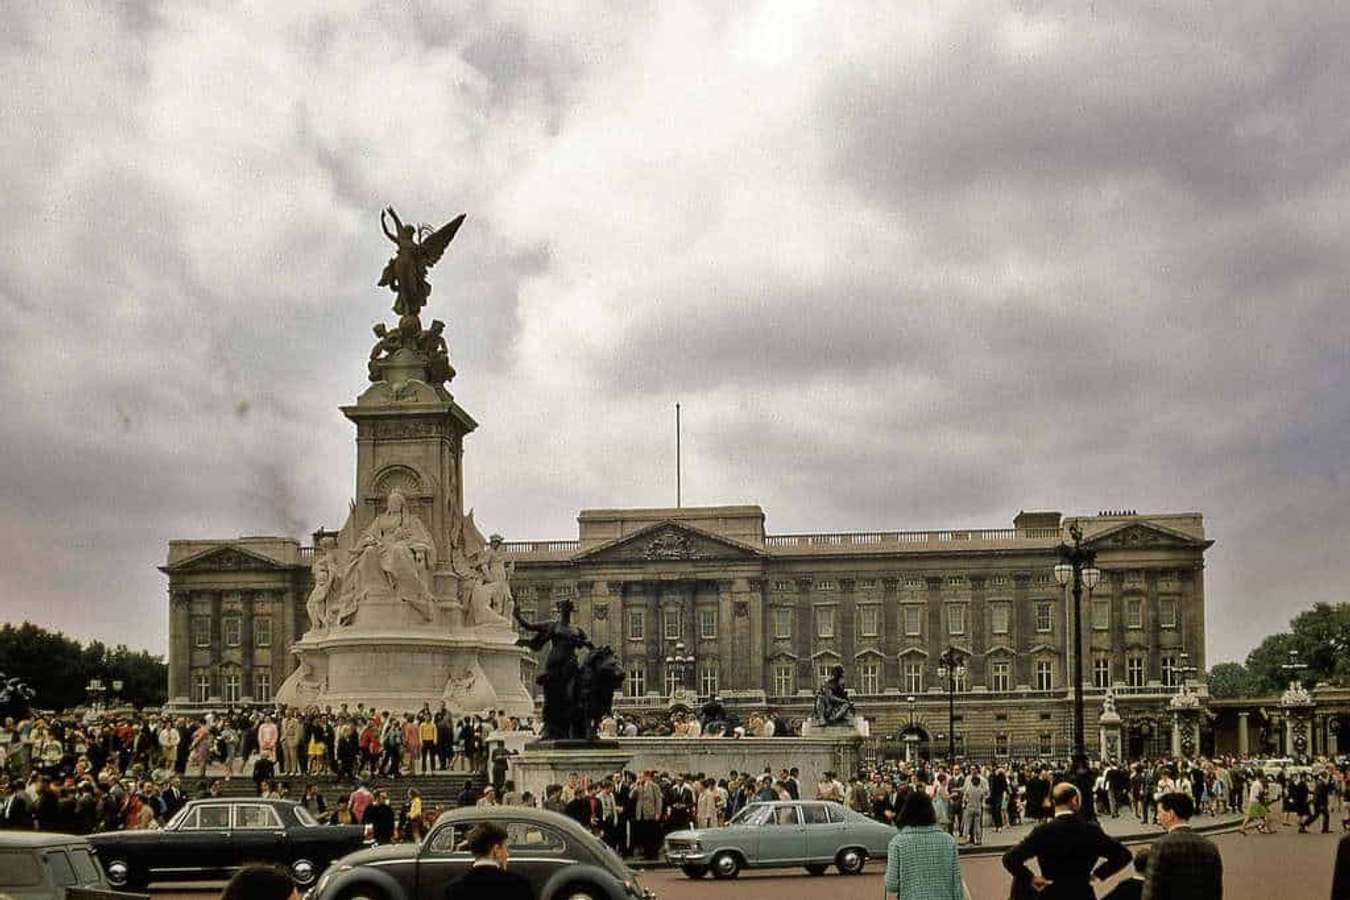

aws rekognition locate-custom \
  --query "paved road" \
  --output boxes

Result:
[151,829,1345,900]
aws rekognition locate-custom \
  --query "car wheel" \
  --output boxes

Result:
[291,858,320,888]
[711,851,741,879]
[805,864,829,876]
[836,848,866,875]
[337,888,387,900]
[104,859,139,890]
[682,865,709,879]
[557,884,601,900]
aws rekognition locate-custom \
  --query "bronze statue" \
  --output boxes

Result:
[812,664,856,726]
[516,598,623,741]
[378,207,466,320]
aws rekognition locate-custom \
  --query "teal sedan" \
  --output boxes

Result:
[663,800,896,879]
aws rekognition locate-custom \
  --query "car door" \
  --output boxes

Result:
[755,804,807,864]
[801,802,847,862]
[232,803,290,869]
[416,821,474,900]
[501,820,574,898]
[159,803,236,876]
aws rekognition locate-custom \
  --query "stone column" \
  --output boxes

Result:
[733,578,762,694]
[241,591,255,704]
[588,580,609,646]
[1170,713,1182,757]
[1237,711,1250,755]
[169,590,191,703]
[1327,720,1339,756]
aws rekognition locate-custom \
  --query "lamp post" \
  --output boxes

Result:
[664,640,695,697]
[935,647,966,763]
[1175,652,1198,690]
[86,678,105,710]
[1281,648,1309,687]
[1054,521,1102,778]
[904,694,919,762]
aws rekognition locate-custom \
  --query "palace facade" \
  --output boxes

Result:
[165,504,1233,760]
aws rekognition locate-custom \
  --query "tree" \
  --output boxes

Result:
[1244,602,1350,693]
[0,621,166,711]
[1205,661,1263,698]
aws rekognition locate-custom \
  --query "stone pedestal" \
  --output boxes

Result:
[509,742,634,803]
[800,719,869,738]
[610,735,863,790]
[1098,713,1122,762]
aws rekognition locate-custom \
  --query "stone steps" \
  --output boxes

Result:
[181,772,485,813]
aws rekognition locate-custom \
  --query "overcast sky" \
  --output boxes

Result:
[2,2,1347,665]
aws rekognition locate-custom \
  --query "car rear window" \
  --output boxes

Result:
[44,850,78,887]
[0,851,43,887]
[69,847,102,884]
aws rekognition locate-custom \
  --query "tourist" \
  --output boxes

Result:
[1002,783,1132,899]
[883,792,963,900]
[1239,773,1273,835]
[1332,833,1350,900]
[1102,848,1148,900]
[961,773,988,846]
[418,715,437,773]
[443,822,534,900]
[363,789,396,844]
[219,864,299,900]
[1142,791,1222,900]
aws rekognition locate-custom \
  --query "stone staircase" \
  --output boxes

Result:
[182,772,485,815]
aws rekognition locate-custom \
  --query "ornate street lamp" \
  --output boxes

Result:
[936,647,966,763]
[1054,522,1102,779]
[86,678,105,710]
[664,640,695,696]
[1281,648,1309,687]
[1175,652,1198,689]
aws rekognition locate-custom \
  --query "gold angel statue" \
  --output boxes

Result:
[378,207,466,318]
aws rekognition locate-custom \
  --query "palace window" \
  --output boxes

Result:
[858,579,878,590]
[947,604,967,636]
[990,604,1009,635]
[815,579,837,591]
[627,608,645,641]
[664,667,682,697]
[698,663,719,698]
[699,607,717,640]
[1161,655,1177,687]
[773,580,794,591]
[858,660,880,695]
[902,605,923,636]
[1035,603,1053,632]
[990,660,1011,692]
[990,574,1009,586]
[774,607,794,639]
[904,661,924,693]
[1159,597,1178,629]
[254,616,272,648]
[1125,598,1143,630]
[772,661,796,696]
[1039,732,1054,756]
[192,616,211,648]
[816,662,835,687]
[223,616,242,648]
[858,605,880,637]
[1126,656,1145,687]
[192,670,210,703]
[953,667,969,693]
[815,607,836,639]
[625,665,647,697]
[903,575,925,589]
[995,733,1009,756]
[1093,657,1111,688]
[253,669,272,703]
[1091,599,1110,631]
[222,669,241,704]
[662,607,681,641]
[1035,660,1053,691]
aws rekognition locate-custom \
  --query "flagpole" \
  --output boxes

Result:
[676,402,682,508]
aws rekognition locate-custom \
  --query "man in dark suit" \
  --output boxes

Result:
[1142,791,1222,900]
[445,822,535,900]
[1002,782,1132,900]
[1332,833,1350,900]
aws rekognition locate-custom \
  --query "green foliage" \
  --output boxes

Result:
[1205,661,1263,698]
[1241,602,1350,694]
[0,621,166,711]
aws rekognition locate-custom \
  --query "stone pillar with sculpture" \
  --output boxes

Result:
[1098,689,1122,761]
[1167,682,1202,758]
[1280,680,1314,761]
[276,207,533,715]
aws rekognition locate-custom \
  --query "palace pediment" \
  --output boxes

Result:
[162,545,293,573]
[1084,521,1211,550]
[573,520,766,564]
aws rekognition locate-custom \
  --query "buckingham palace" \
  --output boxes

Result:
[163,504,1214,760]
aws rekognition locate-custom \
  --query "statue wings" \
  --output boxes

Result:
[418,213,467,269]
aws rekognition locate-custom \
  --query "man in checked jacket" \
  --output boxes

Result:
[1142,791,1222,900]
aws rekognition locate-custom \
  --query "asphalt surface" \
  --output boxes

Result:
[150,828,1346,900]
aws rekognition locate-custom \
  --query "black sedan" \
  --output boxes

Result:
[88,798,368,890]
[311,806,655,900]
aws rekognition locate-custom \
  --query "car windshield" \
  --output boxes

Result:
[294,806,318,826]
[166,805,192,830]
[729,804,770,826]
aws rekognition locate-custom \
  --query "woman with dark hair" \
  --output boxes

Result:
[884,792,965,900]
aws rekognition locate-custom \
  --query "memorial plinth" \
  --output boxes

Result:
[510,741,634,802]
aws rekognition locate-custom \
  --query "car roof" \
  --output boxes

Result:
[433,805,587,831]
[186,798,299,808]
[0,833,92,849]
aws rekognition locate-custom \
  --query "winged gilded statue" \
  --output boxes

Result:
[378,207,467,318]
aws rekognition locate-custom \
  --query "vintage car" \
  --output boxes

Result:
[310,806,655,900]
[663,800,896,879]
[0,831,146,900]
[88,797,368,890]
